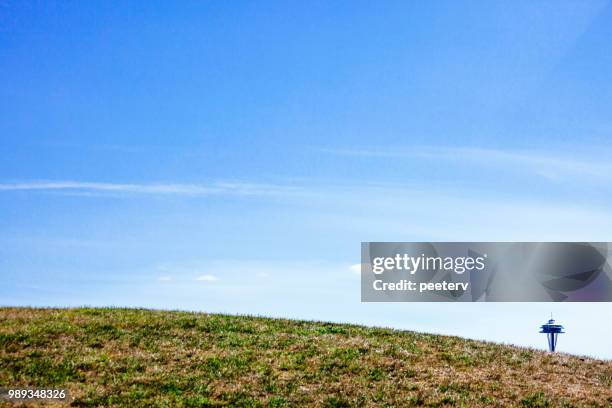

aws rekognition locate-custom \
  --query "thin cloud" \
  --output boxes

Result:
[158,276,172,282]
[349,264,362,275]
[194,274,219,282]
[0,181,304,197]
[322,146,612,181]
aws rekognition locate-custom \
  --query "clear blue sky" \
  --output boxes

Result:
[1,1,612,358]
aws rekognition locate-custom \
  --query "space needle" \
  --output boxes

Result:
[540,315,564,352]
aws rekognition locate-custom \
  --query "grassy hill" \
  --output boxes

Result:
[0,308,610,407]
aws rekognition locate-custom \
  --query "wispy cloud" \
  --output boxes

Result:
[349,264,362,275]
[323,146,612,182]
[194,274,219,282]
[0,181,304,197]
[158,276,172,282]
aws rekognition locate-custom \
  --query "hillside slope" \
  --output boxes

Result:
[0,308,610,407]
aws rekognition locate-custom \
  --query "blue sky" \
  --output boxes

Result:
[1,1,612,358]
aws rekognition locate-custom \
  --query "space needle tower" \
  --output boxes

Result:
[540,315,564,352]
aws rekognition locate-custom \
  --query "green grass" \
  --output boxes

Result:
[0,307,610,407]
